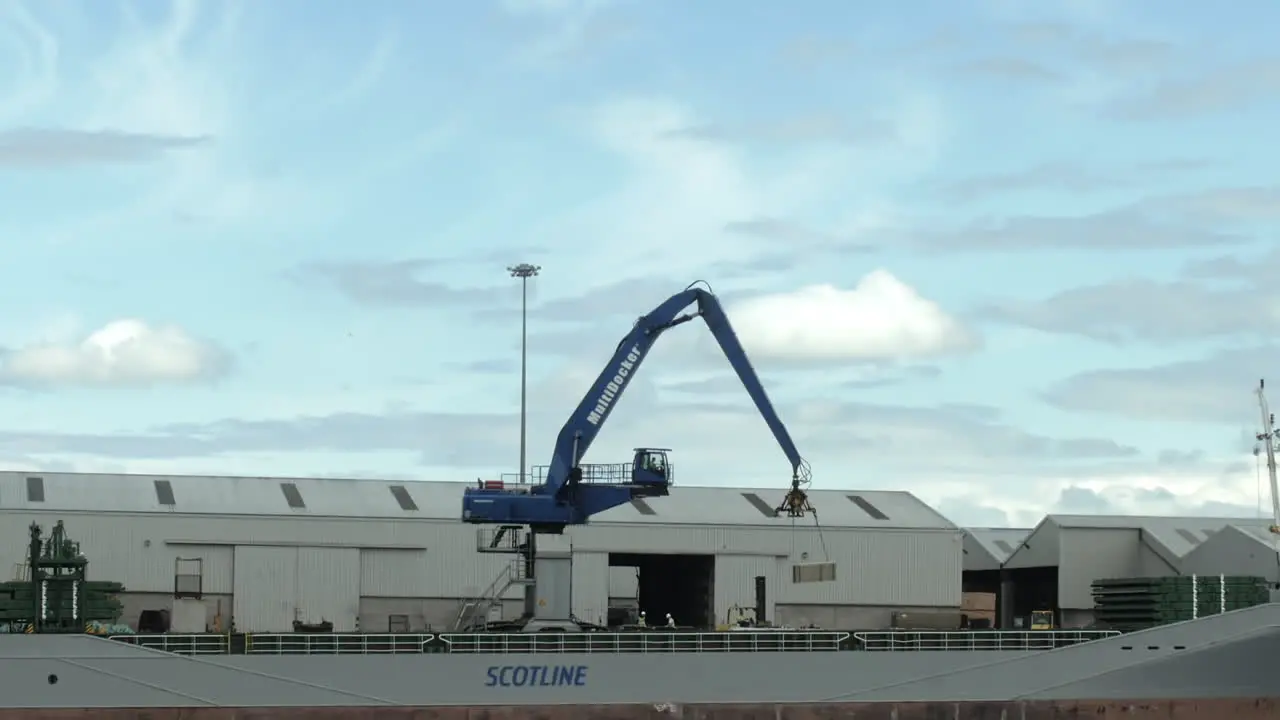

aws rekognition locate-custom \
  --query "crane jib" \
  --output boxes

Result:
[586,345,641,425]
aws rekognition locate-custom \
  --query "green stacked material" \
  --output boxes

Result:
[0,580,125,624]
[1092,575,1270,632]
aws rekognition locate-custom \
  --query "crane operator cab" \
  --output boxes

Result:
[631,447,672,493]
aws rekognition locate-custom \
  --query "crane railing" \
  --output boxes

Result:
[531,463,674,486]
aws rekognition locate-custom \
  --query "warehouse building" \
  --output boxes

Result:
[1002,514,1274,627]
[0,470,962,633]
[1181,525,1280,585]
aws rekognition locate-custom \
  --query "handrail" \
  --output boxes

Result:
[247,633,434,654]
[109,634,231,655]
[851,629,1119,652]
[437,630,850,653]
[106,628,1121,656]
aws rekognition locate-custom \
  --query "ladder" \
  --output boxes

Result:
[452,558,531,631]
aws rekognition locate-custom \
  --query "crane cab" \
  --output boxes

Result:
[630,447,672,494]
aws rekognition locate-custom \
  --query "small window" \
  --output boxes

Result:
[741,493,777,518]
[994,539,1016,555]
[281,482,306,509]
[389,485,418,511]
[26,476,44,503]
[1175,529,1200,544]
[848,494,889,520]
[791,562,837,583]
[631,498,656,516]
[154,479,176,506]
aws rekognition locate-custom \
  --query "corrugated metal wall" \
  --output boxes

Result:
[0,512,242,593]
[714,554,777,624]
[781,529,961,607]
[572,551,609,626]
[359,549,429,597]
[233,546,297,633]
[609,565,639,598]
[1182,529,1280,582]
[0,511,962,614]
[296,547,360,631]
[169,544,234,595]
[1058,528,1144,609]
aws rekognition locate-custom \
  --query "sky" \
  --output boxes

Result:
[2,0,1279,529]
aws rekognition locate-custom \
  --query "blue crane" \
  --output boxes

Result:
[461,281,814,534]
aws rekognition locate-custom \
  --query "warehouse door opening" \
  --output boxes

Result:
[610,553,714,629]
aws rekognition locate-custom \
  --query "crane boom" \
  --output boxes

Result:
[461,283,813,531]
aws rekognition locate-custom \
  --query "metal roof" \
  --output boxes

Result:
[1006,514,1276,568]
[1232,523,1280,549]
[0,471,955,530]
[963,527,1032,570]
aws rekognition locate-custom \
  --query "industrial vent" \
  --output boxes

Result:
[280,482,306,509]
[847,494,888,520]
[1175,528,1200,544]
[630,498,656,516]
[26,476,44,503]
[389,485,418,511]
[791,561,837,583]
[993,539,1016,555]
[154,479,176,506]
[741,493,777,518]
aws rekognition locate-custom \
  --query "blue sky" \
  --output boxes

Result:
[2,0,1279,527]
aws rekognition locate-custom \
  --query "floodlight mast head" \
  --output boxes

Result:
[508,263,541,279]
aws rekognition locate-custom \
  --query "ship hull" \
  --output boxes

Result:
[2,605,1277,713]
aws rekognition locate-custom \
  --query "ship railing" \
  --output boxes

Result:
[246,633,435,654]
[851,629,1120,652]
[437,630,851,654]
[109,634,231,655]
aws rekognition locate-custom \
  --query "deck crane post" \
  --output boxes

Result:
[1253,381,1280,583]
[461,281,814,631]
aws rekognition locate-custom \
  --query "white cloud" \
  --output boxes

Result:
[0,319,227,387]
[729,270,977,361]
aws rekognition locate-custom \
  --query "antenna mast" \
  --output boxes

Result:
[1253,379,1280,537]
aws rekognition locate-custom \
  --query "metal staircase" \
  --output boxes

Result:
[453,557,532,631]
[452,525,536,632]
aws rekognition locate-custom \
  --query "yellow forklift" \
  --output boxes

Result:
[1030,609,1055,630]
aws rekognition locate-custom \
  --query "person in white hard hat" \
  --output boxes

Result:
[666,612,675,627]
[637,611,646,627]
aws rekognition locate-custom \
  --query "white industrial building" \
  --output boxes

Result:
[0,470,962,633]
[1002,514,1277,627]
[1181,524,1280,584]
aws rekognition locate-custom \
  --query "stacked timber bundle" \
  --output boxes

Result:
[1091,575,1269,631]
[0,580,126,630]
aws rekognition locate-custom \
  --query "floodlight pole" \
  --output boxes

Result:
[508,263,540,484]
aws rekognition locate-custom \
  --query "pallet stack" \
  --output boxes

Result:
[1091,575,1270,631]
